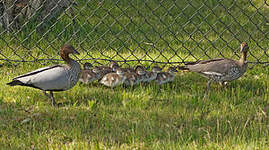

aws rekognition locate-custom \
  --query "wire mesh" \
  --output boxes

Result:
[0,0,268,67]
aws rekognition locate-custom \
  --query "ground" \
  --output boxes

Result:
[0,63,268,149]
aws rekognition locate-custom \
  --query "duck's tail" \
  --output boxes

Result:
[6,80,24,86]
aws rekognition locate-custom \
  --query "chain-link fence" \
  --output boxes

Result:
[0,0,268,67]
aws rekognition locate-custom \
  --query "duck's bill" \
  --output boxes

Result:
[73,49,80,55]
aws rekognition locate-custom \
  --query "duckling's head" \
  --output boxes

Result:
[240,42,249,53]
[92,67,101,73]
[135,65,146,75]
[116,68,124,75]
[110,62,119,69]
[168,67,178,73]
[83,62,92,70]
[152,65,162,73]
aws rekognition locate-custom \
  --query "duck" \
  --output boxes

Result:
[100,68,126,87]
[155,67,178,84]
[6,44,81,106]
[79,63,101,84]
[178,42,249,91]
[143,65,162,83]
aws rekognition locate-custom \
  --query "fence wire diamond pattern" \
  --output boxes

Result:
[0,0,268,67]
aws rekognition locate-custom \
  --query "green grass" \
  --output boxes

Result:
[0,61,268,149]
[0,0,269,149]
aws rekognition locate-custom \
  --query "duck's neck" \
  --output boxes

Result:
[61,52,71,64]
[238,52,247,66]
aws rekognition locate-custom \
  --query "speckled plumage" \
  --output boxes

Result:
[100,68,126,87]
[155,67,177,84]
[178,42,249,91]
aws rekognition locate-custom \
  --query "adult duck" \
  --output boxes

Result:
[7,44,81,106]
[178,42,249,91]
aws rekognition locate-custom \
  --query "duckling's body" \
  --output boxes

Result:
[144,66,162,83]
[100,68,126,87]
[80,64,101,84]
[155,67,177,84]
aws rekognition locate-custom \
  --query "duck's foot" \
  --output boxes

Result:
[43,91,57,106]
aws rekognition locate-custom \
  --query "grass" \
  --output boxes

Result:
[0,0,269,149]
[0,59,268,149]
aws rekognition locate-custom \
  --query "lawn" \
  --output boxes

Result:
[0,0,269,149]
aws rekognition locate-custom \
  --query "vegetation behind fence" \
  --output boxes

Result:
[0,0,268,66]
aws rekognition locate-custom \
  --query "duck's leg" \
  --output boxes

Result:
[49,91,57,106]
[205,79,212,96]
[43,91,56,106]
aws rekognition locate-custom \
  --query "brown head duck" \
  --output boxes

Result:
[7,44,81,106]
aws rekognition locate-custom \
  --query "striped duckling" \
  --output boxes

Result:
[135,65,147,83]
[100,68,126,87]
[7,44,81,106]
[123,66,144,86]
[97,62,119,79]
[178,42,249,91]
[143,65,162,83]
[155,67,178,84]
[80,63,102,84]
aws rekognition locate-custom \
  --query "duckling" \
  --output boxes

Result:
[123,72,139,86]
[144,65,162,83]
[98,62,119,79]
[79,66,101,84]
[155,67,178,84]
[98,62,119,73]
[100,68,126,87]
[135,65,147,83]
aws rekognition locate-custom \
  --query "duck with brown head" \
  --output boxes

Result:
[7,44,81,106]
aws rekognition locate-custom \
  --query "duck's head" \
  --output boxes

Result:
[135,65,146,75]
[240,42,249,53]
[152,65,162,73]
[61,44,80,55]
[83,62,92,70]
[60,44,80,62]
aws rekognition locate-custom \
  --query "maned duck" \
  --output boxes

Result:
[178,42,249,91]
[7,44,81,106]
[155,67,178,84]
[144,65,162,83]
[100,68,126,87]
[80,64,101,84]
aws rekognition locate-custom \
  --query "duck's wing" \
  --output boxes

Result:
[185,58,238,75]
[8,65,71,91]
[13,65,62,80]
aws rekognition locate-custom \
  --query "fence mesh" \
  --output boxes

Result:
[0,0,268,67]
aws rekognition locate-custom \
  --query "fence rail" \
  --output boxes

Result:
[0,0,268,66]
